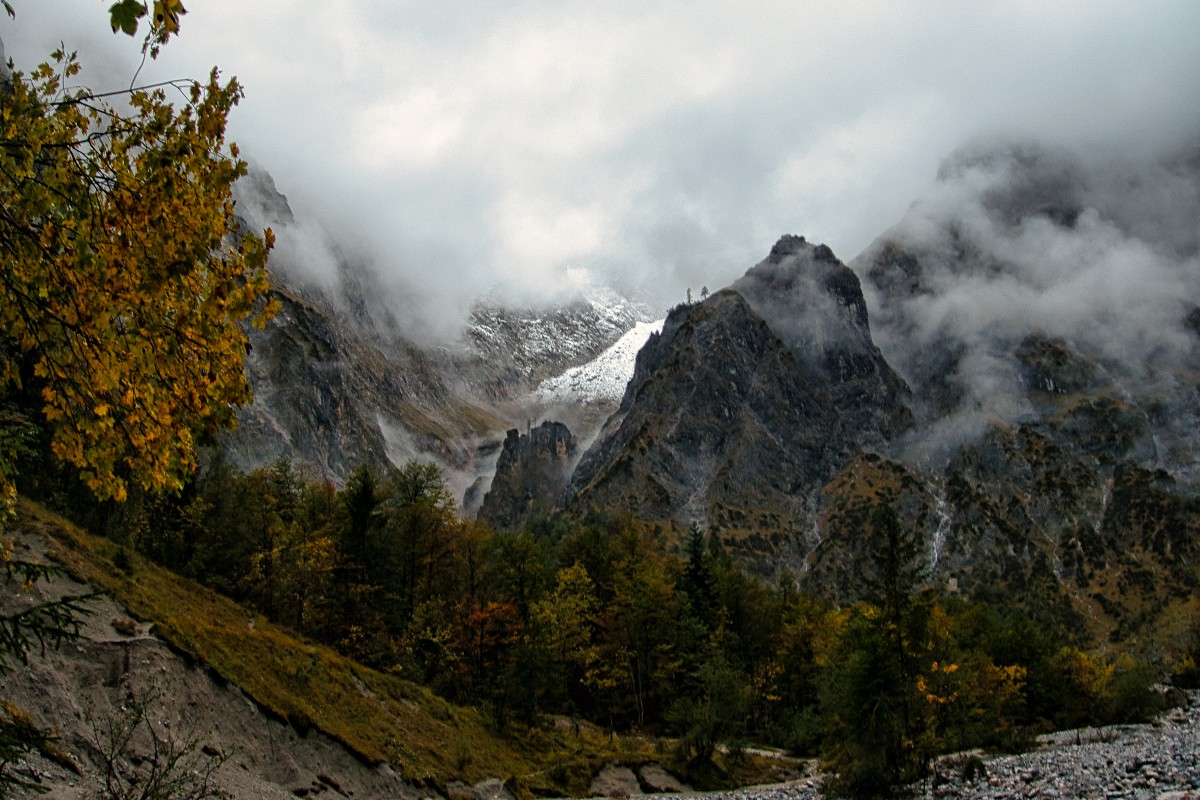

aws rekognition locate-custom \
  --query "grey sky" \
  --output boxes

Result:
[6,0,1200,328]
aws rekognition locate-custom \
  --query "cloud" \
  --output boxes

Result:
[857,137,1200,464]
[5,0,1199,334]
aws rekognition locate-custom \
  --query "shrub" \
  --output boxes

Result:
[1171,655,1200,690]
[1104,656,1165,723]
[961,755,987,783]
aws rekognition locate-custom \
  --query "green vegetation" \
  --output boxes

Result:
[21,499,666,796]
[0,6,274,788]
[23,460,1175,798]
[0,5,1188,800]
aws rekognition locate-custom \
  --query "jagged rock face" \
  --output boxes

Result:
[234,165,295,229]
[943,352,1200,640]
[228,288,505,488]
[226,167,504,486]
[477,421,577,529]
[224,164,651,495]
[732,234,913,448]
[567,239,913,574]
[806,141,1200,635]
[229,275,651,494]
[569,290,836,570]
[809,428,1200,641]
[231,291,389,479]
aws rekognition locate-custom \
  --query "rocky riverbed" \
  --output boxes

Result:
[685,693,1199,800]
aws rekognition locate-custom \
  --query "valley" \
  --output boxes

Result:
[223,140,1200,652]
[4,103,1199,800]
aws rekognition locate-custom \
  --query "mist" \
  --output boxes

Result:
[5,1,1200,339]
[857,136,1200,465]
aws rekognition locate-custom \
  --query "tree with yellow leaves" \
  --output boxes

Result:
[1,7,270,793]
[0,8,274,510]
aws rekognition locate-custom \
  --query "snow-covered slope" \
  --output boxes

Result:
[533,319,664,405]
[462,286,658,401]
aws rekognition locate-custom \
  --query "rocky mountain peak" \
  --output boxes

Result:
[742,235,869,329]
[733,236,913,445]
[477,421,578,530]
[765,233,807,261]
[462,286,655,401]
[564,239,918,570]
[566,288,848,558]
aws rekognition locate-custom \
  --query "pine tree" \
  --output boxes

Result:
[822,504,931,799]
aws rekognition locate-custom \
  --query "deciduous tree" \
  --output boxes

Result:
[0,11,268,793]
[1,32,274,508]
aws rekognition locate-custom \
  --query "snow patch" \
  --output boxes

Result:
[533,319,664,405]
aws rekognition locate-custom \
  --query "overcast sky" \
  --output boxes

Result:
[6,0,1200,325]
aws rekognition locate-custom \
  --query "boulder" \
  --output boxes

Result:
[637,763,690,793]
[587,763,640,798]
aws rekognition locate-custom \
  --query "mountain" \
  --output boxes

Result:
[532,319,665,410]
[229,168,502,487]
[224,168,654,500]
[476,421,578,529]
[554,140,1200,639]
[730,235,914,447]
[233,284,501,483]
[808,140,1200,634]
[567,237,911,574]
[463,287,657,403]
[227,144,1200,641]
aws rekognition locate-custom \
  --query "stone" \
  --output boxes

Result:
[444,780,475,800]
[477,421,577,530]
[473,778,516,800]
[637,763,690,793]
[587,763,640,798]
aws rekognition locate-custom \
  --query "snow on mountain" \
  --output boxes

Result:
[463,285,658,400]
[532,319,664,405]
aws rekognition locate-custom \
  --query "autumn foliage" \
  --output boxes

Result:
[67,456,1159,797]
[0,49,274,505]
[0,10,1175,800]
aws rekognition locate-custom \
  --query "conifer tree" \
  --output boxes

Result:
[822,504,931,799]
